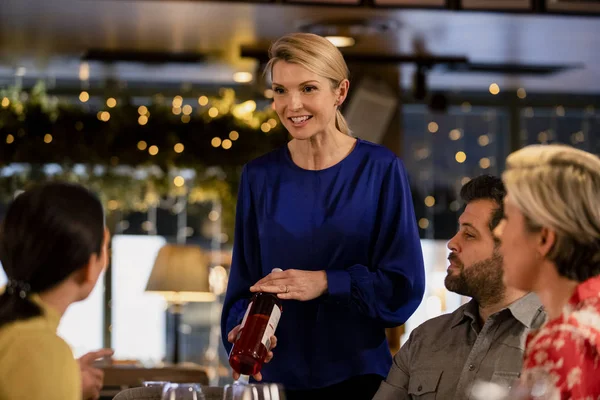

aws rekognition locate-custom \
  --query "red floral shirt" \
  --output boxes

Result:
[521,275,600,400]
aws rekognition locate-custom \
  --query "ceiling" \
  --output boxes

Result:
[1,0,600,94]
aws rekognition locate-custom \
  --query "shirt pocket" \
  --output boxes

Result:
[491,370,520,391]
[407,370,443,399]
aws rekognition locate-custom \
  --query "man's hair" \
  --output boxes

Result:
[460,175,506,233]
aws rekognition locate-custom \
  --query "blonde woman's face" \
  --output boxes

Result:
[494,193,542,291]
[271,61,343,140]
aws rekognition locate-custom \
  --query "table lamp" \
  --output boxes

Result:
[145,244,216,364]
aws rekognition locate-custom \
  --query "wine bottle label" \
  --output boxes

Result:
[260,304,281,350]
[236,301,253,341]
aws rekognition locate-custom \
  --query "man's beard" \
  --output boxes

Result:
[444,249,505,307]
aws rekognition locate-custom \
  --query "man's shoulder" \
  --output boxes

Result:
[408,303,469,340]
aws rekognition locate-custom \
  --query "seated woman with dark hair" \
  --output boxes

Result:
[495,144,600,399]
[0,182,109,400]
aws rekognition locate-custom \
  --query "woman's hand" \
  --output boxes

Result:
[227,324,277,381]
[250,269,328,301]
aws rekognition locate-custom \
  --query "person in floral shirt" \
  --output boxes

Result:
[494,144,600,400]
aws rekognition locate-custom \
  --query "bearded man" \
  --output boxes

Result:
[373,175,546,400]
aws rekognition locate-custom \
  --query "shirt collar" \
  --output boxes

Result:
[505,292,543,328]
[451,299,479,329]
[450,293,543,329]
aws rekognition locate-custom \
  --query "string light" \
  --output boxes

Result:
[172,96,183,108]
[428,122,439,133]
[418,218,430,229]
[44,134,53,144]
[137,141,147,151]
[261,123,271,133]
[138,115,148,125]
[148,145,159,156]
[455,151,467,163]
[106,98,117,108]
[229,131,239,141]
[222,139,232,149]
[6,134,15,144]
[211,137,222,147]
[174,143,185,153]
[173,176,185,187]
[449,129,461,141]
[478,135,490,146]
[450,201,461,212]
[489,83,500,95]
[424,196,435,207]
[198,96,209,106]
[233,72,253,83]
[138,106,148,115]
[79,92,89,103]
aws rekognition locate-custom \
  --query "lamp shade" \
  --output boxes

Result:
[145,244,216,303]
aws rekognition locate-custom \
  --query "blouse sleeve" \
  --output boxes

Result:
[325,158,425,327]
[221,165,261,352]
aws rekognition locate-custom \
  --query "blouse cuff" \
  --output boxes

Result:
[325,269,351,305]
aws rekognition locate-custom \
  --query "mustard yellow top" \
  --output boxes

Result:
[0,293,81,400]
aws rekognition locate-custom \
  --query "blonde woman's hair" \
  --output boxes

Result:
[266,33,351,136]
[502,144,600,282]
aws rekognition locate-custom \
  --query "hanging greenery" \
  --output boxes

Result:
[0,81,287,238]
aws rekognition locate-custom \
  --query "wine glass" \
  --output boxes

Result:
[223,382,286,400]
[143,381,168,388]
[223,380,249,400]
[469,370,557,400]
[161,383,206,400]
[243,383,287,400]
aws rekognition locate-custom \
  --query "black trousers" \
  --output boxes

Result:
[284,374,383,400]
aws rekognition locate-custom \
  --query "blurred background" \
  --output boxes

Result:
[0,0,599,389]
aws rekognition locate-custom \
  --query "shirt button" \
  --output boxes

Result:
[469,364,475,371]
[418,385,422,391]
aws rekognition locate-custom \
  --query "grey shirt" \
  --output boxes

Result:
[372,293,546,400]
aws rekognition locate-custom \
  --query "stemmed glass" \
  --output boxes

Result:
[161,382,206,400]
[223,383,286,400]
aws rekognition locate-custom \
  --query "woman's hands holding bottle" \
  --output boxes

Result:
[227,324,277,381]
[250,269,328,301]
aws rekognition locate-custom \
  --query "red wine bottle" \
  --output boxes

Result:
[229,269,283,377]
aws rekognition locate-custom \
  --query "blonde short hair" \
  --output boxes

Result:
[502,144,600,282]
[266,33,351,136]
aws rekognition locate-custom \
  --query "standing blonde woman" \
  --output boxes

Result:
[221,33,425,399]
[494,144,600,399]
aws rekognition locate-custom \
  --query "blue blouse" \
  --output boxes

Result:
[221,139,425,390]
